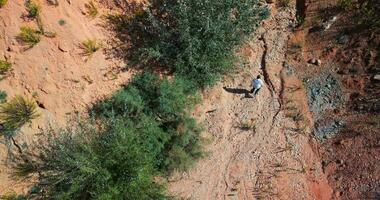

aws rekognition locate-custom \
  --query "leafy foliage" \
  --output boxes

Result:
[93,73,203,172]
[0,95,38,135]
[0,60,12,75]
[20,120,166,200]
[114,0,269,88]
[17,26,41,46]
[19,74,203,199]
[0,0,7,8]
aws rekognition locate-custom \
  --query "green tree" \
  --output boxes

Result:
[116,0,269,88]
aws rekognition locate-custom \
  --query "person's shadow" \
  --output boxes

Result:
[223,87,253,98]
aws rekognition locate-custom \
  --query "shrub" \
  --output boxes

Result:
[26,0,41,19]
[93,73,203,172]
[18,120,167,199]
[0,95,38,133]
[80,39,100,56]
[338,0,380,29]
[115,0,269,88]
[0,0,8,8]
[17,27,41,46]
[0,60,12,75]
[85,1,98,18]
[0,90,7,103]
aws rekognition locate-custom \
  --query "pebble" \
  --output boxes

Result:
[373,74,380,81]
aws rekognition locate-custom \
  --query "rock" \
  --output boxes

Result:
[308,58,316,64]
[338,35,349,45]
[316,59,322,66]
[373,74,380,81]
[58,41,69,52]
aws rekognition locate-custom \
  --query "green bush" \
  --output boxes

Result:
[26,0,41,19]
[0,0,8,8]
[19,120,166,199]
[93,73,203,171]
[0,95,38,134]
[0,60,12,75]
[115,0,269,88]
[17,26,41,46]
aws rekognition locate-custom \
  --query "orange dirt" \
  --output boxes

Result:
[0,0,132,194]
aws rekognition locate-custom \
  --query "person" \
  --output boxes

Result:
[250,75,264,96]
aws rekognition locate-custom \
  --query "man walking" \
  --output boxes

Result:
[250,75,264,96]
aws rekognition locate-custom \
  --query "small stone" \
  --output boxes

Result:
[308,58,316,64]
[316,59,322,66]
[338,35,349,44]
[373,74,380,81]
[58,41,69,52]
[336,159,344,165]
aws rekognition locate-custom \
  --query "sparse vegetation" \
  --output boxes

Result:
[18,73,203,198]
[85,1,98,18]
[0,60,12,75]
[17,27,41,46]
[239,119,256,131]
[0,190,26,200]
[0,0,8,8]
[13,0,270,198]
[0,90,7,103]
[80,39,101,56]
[58,19,66,26]
[25,0,41,19]
[0,95,38,135]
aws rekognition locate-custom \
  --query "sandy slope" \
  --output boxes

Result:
[168,5,332,200]
[0,0,132,193]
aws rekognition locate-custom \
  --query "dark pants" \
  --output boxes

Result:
[250,87,261,95]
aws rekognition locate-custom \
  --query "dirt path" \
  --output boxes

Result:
[168,5,332,200]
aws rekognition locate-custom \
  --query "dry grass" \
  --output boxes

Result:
[85,1,98,18]
[0,60,12,75]
[0,0,8,7]
[239,118,256,131]
[17,26,41,46]
[80,39,101,56]
[0,95,39,133]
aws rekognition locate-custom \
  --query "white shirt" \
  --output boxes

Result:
[252,78,264,89]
